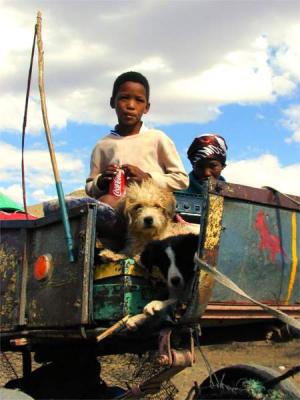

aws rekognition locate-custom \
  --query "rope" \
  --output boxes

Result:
[198,345,218,388]
[21,23,37,217]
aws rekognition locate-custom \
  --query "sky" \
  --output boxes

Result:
[1,0,300,206]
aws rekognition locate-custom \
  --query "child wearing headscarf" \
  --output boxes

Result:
[184,133,228,193]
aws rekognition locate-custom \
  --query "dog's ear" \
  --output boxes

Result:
[184,233,199,251]
[164,191,176,218]
[173,234,199,273]
[117,182,140,224]
[140,240,162,271]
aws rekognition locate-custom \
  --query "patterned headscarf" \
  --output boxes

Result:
[187,134,228,166]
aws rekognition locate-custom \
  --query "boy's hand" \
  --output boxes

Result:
[99,193,122,208]
[97,164,119,189]
[122,164,151,184]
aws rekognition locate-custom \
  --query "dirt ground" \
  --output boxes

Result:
[100,339,300,398]
[1,338,299,399]
[171,339,300,398]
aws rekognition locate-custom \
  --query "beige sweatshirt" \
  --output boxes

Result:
[85,128,188,198]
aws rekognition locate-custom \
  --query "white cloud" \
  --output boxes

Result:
[225,154,300,196]
[272,25,300,82]
[129,57,172,74]
[168,47,274,103]
[166,34,298,105]
[0,141,86,204]
[1,1,300,129]
[0,94,72,134]
[281,104,300,143]
[1,1,300,204]
[0,141,83,172]
[31,189,54,202]
[0,6,33,62]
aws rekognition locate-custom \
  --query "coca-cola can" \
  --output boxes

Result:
[109,169,126,197]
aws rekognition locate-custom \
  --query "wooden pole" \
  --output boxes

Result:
[36,11,74,262]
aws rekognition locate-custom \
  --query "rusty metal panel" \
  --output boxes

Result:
[1,205,96,331]
[0,228,25,331]
[203,304,300,320]
[210,198,300,306]
[209,181,300,211]
[25,206,95,328]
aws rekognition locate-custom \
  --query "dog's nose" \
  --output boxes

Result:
[170,276,181,287]
[144,216,153,226]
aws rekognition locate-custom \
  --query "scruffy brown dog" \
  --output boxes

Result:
[101,179,198,260]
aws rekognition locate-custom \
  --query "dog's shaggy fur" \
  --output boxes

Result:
[119,180,198,256]
[100,179,198,261]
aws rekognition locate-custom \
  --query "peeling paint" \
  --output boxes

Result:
[0,245,18,325]
[203,194,224,251]
[255,210,286,262]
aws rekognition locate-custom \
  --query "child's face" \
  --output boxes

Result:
[112,81,150,128]
[193,159,224,181]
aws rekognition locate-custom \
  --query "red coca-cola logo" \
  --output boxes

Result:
[109,169,125,197]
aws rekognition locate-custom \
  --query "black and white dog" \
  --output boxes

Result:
[140,233,199,316]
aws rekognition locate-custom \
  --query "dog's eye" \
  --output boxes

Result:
[133,203,142,211]
[154,203,161,209]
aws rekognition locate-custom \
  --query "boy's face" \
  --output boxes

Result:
[193,159,224,181]
[111,81,150,128]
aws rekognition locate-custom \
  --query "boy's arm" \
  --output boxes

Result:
[151,132,189,190]
[85,143,108,198]
[86,166,120,198]
[85,172,104,198]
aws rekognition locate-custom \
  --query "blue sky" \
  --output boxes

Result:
[1,0,300,206]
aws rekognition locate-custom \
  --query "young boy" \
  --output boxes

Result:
[184,133,228,193]
[85,71,188,205]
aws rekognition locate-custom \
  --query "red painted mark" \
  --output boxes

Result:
[255,210,286,262]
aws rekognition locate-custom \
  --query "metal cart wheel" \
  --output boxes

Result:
[195,363,300,399]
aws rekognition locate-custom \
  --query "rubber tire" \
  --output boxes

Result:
[0,388,34,400]
[199,363,300,399]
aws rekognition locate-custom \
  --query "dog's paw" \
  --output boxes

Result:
[125,313,148,331]
[99,249,127,262]
[132,254,141,264]
[143,300,166,316]
[95,238,105,250]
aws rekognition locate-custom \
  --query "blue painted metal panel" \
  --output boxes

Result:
[211,198,300,305]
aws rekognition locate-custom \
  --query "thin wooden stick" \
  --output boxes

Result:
[36,11,74,262]
[96,315,129,342]
[36,12,59,179]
